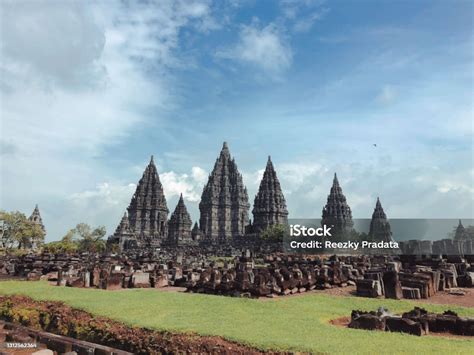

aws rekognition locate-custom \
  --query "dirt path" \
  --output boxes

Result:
[412,288,474,308]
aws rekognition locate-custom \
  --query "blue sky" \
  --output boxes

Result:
[1,0,473,241]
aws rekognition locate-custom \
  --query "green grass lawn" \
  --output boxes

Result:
[1,281,473,354]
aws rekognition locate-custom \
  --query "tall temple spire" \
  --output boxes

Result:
[116,211,130,232]
[126,156,169,246]
[221,141,230,158]
[107,210,137,251]
[369,197,393,242]
[29,204,46,234]
[168,193,193,246]
[253,156,288,233]
[199,142,250,244]
[332,173,341,192]
[321,173,353,234]
[454,219,466,241]
[191,221,201,242]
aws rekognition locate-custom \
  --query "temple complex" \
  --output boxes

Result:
[252,156,288,233]
[105,143,472,255]
[321,173,354,235]
[167,194,194,246]
[369,197,394,242]
[127,156,169,247]
[29,204,46,235]
[199,142,250,245]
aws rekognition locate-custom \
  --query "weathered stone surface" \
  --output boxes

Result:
[252,156,288,233]
[131,272,150,288]
[385,316,424,336]
[454,219,467,241]
[356,279,383,298]
[321,173,353,235]
[199,142,250,244]
[167,194,193,246]
[26,204,46,249]
[3,251,472,303]
[191,222,202,242]
[102,273,123,290]
[127,156,169,246]
[1,320,133,354]
[29,204,46,234]
[369,198,394,243]
[402,286,421,299]
[382,270,402,300]
[349,313,386,331]
[107,212,137,251]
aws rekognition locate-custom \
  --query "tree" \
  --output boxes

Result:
[43,231,78,254]
[260,224,287,243]
[69,223,106,253]
[43,223,107,254]
[0,210,45,250]
[28,223,46,249]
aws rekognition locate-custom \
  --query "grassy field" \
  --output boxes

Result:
[0,281,473,354]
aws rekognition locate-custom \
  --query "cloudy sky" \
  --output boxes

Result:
[1,0,472,241]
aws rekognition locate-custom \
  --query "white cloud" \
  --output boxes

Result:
[161,166,207,202]
[293,8,329,33]
[64,181,137,237]
[216,22,293,74]
[278,162,327,191]
[0,0,218,239]
[376,85,397,104]
[69,182,136,206]
[0,0,217,156]
[1,0,105,90]
[279,0,328,32]
[239,159,474,221]
[242,169,264,188]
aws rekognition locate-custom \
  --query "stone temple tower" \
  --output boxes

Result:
[29,204,46,234]
[127,156,169,246]
[369,197,394,242]
[453,220,466,241]
[199,142,250,244]
[252,156,288,233]
[108,212,138,251]
[321,173,354,234]
[168,194,193,246]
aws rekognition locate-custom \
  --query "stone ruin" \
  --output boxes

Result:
[1,251,473,300]
[188,253,474,299]
[399,238,474,255]
[186,252,355,297]
[355,254,474,299]
[1,320,132,354]
[0,251,203,290]
[349,307,474,336]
